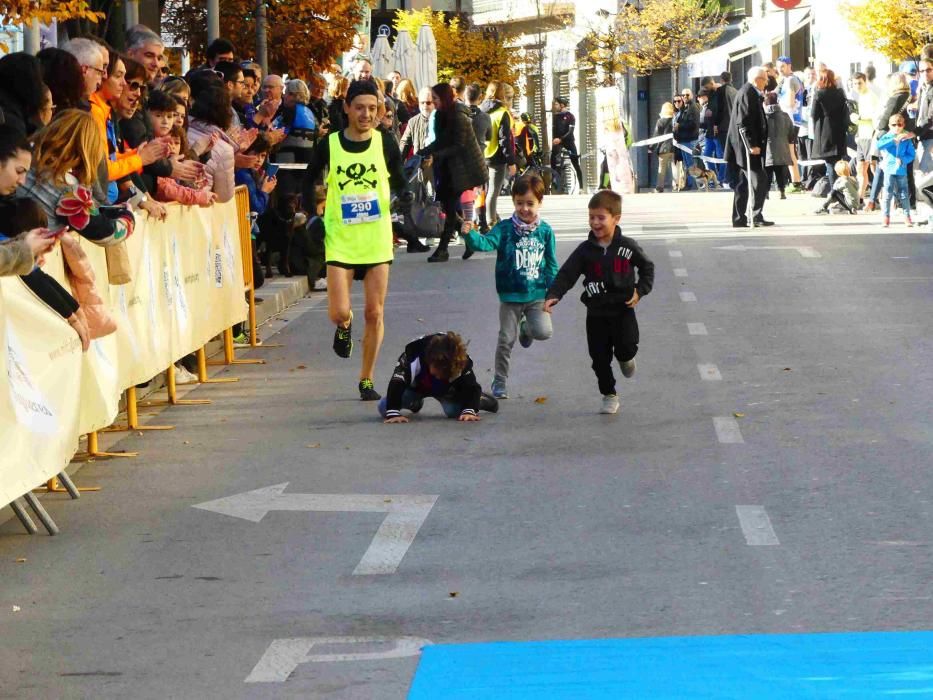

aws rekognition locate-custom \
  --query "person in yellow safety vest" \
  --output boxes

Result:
[518,113,542,168]
[481,81,517,228]
[300,79,409,401]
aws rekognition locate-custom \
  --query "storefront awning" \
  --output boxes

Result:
[687,8,810,77]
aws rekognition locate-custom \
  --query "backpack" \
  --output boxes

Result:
[811,176,831,197]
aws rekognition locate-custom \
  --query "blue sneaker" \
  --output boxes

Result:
[491,378,508,399]
[518,316,533,348]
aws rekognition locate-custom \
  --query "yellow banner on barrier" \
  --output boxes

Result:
[1,199,247,507]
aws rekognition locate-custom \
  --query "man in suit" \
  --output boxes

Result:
[725,66,773,227]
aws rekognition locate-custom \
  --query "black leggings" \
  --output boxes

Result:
[766,166,788,193]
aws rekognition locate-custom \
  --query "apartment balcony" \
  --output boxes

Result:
[470,0,576,31]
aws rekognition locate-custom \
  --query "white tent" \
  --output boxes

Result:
[371,25,395,80]
[414,24,437,91]
[393,29,417,84]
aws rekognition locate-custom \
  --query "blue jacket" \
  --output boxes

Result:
[875,132,916,176]
[464,218,559,303]
[234,169,269,215]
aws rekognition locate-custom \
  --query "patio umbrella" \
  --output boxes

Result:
[371,25,395,80]
[393,29,417,84]
[414,24,437,91]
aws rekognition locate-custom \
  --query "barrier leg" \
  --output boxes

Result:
[10,499,37,534]
[140,365,212,408]
[35,471,100,496]
[71,431,138,461]
[197,346,238,384]
[101,387,175,432]
[209,327,265,366]
[22,493,58,536]
[247,288,282,350]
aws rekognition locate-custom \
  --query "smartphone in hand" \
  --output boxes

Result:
[264,162,280,178]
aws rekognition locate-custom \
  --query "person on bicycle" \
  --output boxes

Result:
[518,113,543,168]
[551,97,584,192]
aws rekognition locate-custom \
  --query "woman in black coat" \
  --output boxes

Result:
[418,83,488,263]
[810,67,849,186]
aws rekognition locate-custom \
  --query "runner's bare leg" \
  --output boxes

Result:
[360,264,389,381]
[327,265,354,328]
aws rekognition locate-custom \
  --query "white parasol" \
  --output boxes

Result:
[371,25,395,79]
[393,29,417,84]
[413,24,438,91]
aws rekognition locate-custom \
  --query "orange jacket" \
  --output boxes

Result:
[89,92,143,182]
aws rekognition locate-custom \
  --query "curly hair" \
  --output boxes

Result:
[425,332,469,380]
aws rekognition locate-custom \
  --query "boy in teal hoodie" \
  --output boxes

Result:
[463,174,559,399]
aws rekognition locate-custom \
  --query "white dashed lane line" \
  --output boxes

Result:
[669,250,683,258]
[698,364,722,381]
[679,291,697,302]
[735,506,780,545]
[713,416,744,444]
[687,323,708,335]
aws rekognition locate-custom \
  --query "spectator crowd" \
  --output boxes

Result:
[650,47,933,230]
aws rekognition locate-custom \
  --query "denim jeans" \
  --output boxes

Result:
[702,136,725,183]
[677,139,698,189]
[378,389,462,419]
[882,172,911,219]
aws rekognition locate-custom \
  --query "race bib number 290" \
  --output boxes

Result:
[340,192,382,225]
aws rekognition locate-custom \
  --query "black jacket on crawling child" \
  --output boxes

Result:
[384,334,483,419]
[546,227,655,314]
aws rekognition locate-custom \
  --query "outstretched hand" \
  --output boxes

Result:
[384,415,409,424]
[458,413,481,422]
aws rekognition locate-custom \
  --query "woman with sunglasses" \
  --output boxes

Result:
[91,52,169,204]
[671,93,699,190]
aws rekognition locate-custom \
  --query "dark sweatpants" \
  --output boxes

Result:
[586,309,639,396]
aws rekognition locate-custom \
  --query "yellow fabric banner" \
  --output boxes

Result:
[0,199,247,507]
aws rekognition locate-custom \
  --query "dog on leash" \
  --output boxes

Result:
[688,164,720,191]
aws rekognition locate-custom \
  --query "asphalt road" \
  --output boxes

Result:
[1,192,931,698]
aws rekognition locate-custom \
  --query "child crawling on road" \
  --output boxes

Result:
[379,332,499,423]
[544,190,655,415]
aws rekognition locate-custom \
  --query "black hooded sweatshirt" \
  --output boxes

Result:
[546,227,655,316]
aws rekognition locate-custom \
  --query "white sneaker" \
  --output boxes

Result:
[600,394,620,414]
[174,363,198,385]
[621,358,636,378]
[313,278,327,291]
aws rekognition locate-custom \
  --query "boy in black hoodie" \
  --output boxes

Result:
[544,191,654,414]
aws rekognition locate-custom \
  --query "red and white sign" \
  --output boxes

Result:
[771,0,801,9]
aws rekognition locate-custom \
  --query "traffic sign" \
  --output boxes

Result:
[771,0,801,9]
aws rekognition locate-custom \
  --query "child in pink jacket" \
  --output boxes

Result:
[155,125,217,207]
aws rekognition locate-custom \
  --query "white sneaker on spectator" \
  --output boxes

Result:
[174,363,198,385]
[313,278,328,291]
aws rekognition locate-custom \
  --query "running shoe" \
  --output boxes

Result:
[359,378,381,401]
[600,394,620,414]
[518,316,533,348]
[491,378,508,399]
[333,311,353,358]
[621,358,636,378]
[479,392,499,413]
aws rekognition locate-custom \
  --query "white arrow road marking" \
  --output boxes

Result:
[735,506,780,545]
[713,416,744,444]
[714,244,821,258]
[673,268,689,277]
[245,636,432,683]
[679,291,697,302]
[193,484,438,575]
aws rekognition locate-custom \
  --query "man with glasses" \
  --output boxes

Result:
[215,61,248,129]
[62,38,106,102]
[725,66,772,227]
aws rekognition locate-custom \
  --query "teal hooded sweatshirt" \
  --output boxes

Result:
[464,217,559,303]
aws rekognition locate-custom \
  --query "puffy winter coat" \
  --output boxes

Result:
[764,105,794,167]
[188,118,237,203]
[419,106,488,196]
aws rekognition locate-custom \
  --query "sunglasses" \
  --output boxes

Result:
[126,80,146,92]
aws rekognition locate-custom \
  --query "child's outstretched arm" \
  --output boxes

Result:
[544,246,585,312]
[462,220,502,253]
[384,353,412,424]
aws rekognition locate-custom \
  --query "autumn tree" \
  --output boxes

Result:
[393,8,518,86]
[841,0,928,62]
[163,0,367,76]
[581,0,726,91]
[0,0,103,50]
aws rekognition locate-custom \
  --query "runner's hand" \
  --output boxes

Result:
[384,416,409,424]
[625,289,640,308]
[543,298,559,313]
[458,413,481,422]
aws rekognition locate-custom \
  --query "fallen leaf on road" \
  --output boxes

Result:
[183,441,190,445]
[734,412,745,418]
[15,558,26,563]
[448,592,458,598]
[534,397,547,404]
[307,443,321,448]
[417,318,424,322]
[296,365,307,370]
[384,498,392,503]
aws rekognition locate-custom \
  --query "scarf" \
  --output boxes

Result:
[511,213,539,236]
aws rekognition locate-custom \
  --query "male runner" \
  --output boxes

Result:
[302,80,406,400]
[551,97,584,190]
